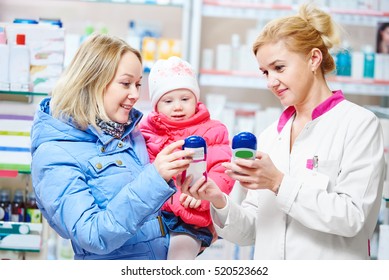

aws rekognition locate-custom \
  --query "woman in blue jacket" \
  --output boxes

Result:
[30,34,194,260]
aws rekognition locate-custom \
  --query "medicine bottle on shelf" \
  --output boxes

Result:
[25,191,42,223]
[336,41,351,77]
[11,189,25,222]
[126,20,141,51]
[363,45,375,78]
[0,189,12,222]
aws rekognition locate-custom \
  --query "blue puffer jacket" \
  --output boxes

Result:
[30,97,175,260]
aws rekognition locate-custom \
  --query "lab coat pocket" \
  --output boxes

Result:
[317,160,340,190]
[302,168,329,191]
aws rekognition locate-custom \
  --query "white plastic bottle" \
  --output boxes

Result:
[363,45,375,79]
[9,34,30,92]
[126,20,141,51]
[47,228,58,260]
[230,33,240,71]
[0,27,9,91]
[182,135,207,186]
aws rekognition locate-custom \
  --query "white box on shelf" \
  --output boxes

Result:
[5,23,65,93]
[0,222,43,252]
[216,44,232,71]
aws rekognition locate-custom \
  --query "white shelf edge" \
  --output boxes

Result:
[199,73,389,96]
[365,105,389,119]
[201,2,389,26]
[200,73,267,89]
[81,0,184,7]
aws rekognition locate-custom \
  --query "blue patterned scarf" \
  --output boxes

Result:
[96,118,131,139]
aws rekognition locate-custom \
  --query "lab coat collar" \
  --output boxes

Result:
[277,90,345,133]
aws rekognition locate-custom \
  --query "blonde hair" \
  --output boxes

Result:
[50,33,142,130]
[252,3,342,75]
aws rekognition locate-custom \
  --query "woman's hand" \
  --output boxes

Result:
[153,140,193,182]
[222,151,283,194]
[181,176,227,209]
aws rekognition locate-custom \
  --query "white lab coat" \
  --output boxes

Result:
[212,96,386,259]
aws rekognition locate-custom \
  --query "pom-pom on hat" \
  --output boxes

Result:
[148,56,200,110]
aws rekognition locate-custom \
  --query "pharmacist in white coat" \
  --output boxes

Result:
[182,4,386,259]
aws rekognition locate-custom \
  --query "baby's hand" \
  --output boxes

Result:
[179,193,201,209]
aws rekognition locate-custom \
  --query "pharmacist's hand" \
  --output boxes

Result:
[179,193,201,209]
[222,151,283,194]
[154,140,193,182]
[181,177,227,209]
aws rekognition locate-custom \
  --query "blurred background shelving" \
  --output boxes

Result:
[0,0,388,260]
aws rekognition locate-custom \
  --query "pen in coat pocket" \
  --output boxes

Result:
[313,155,319,171]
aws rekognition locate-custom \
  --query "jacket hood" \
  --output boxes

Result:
[141,102,210,135]
[31,97,143,155]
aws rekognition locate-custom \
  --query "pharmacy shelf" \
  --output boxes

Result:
[202,0,389,26]
[0,114,33,176]
[81,0,184,6]
[199,70,265,89]
[77,0,191,59]
[199,69,389,97]
[0,222,42,252]
[0,90,48,96]
[202,0,291,20]
[365,105,389,119]
[0,164,30,176]
[328,77,389,97]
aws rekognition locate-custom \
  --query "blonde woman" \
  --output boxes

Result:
[30,34,193,260]
[183,4,385,259]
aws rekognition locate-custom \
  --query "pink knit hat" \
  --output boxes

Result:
[148,56,200,110]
